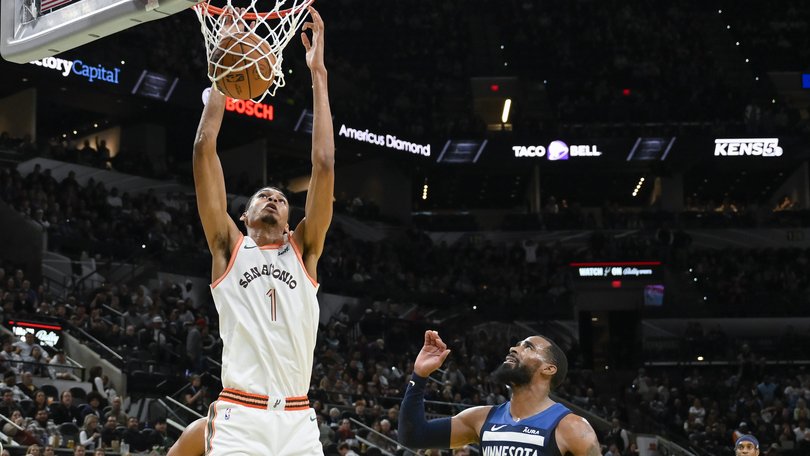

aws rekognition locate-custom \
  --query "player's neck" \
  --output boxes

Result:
[509,383,555,420]
[248,227,286,247]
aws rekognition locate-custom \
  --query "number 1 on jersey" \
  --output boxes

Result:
[266,288,277,321]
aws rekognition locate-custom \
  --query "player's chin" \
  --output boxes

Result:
[259,214,280,225]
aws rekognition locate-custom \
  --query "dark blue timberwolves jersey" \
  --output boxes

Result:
[480,402,571,456]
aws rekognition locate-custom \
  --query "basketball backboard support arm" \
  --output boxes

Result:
[1,0,202,64]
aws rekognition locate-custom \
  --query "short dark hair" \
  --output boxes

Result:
[87,391,104,404]
[246,186,287,212]
[539,336,568,390]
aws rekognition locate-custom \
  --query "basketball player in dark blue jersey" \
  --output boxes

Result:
[399,331,600,456]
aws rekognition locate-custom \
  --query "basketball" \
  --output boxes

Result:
[210,32,275,100]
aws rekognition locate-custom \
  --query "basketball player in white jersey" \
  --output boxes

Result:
[193,6,333,455]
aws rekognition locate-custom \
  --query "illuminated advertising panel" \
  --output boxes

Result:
[513,140,603,160]
[714,138,783,157]
[29,56,122,84]
[8,320,63,348]
[338,124,430,157]
[570,261,661,279]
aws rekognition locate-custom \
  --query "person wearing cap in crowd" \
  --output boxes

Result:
[735,434,759,456]
[139,315,171,363]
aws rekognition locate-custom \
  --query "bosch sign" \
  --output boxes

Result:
[202,87,273,121]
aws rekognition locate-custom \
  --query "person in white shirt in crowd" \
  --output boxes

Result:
[49,350,80,381]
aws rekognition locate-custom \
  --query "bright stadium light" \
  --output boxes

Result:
[501,98,512,123]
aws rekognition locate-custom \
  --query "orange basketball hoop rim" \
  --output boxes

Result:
[194,0,315,21]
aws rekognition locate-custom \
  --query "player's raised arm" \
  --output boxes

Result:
[193,85,241,279]
[293,6,335,277]
[398,330,492,449]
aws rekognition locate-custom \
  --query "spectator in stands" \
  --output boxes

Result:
[795,419,810,450]
[49,350,79,381]
[87,366,107,402]
[342,400,369,425]
[604,418,629,452]
[335,418,356,446]
[42,446,55,456]
[794,399,809,423]
[49,390,82,425]
[25,409,60,447]
[78,414,101,451]
[0,388,21,417]
[151,417,174,449]
[18,371,37,400]
[757,376,778,404]
[139,316,171,363]
[100,416,120,449]
[3,371,27,402]
[80,392,104,422]
[119,325,139,352]
[24,346,50,377]
[2,409,27,440]
[183,374,208,416]
[185,319,205,373]
[25,390,48,418]
[0,340,22,373]
[689,398,707,425]
[367,418,397,453]
[72,446,85,456]
[441,361,466,390]
[338,441,359,456]
[25,444,41,456]
[776,422,794,448]
[13,333,40,358]
[105,396,127,425]
[121,417,148,453]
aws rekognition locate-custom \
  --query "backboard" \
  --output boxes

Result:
[1,0,201,64]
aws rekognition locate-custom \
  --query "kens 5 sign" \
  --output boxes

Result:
[714,138,783,157]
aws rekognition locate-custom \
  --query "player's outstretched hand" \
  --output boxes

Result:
[413,330,451,378]
[221,7,247,36]
[301,6,326,73]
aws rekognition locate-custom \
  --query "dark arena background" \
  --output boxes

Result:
[0,0,809,455]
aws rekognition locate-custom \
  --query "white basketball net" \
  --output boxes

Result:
[194,0,313,101]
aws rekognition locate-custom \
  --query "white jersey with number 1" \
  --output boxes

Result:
[210,232,319,397]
